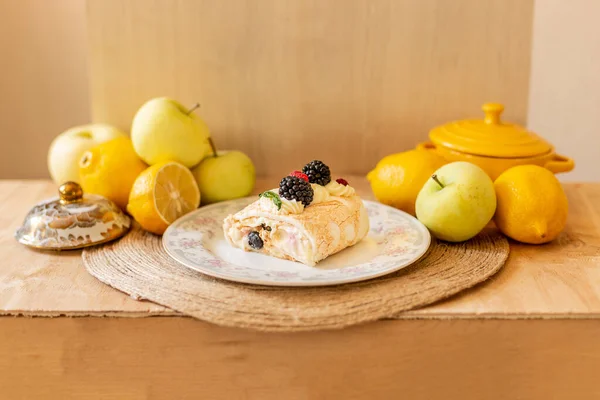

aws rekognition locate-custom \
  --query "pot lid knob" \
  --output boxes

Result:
[59,181,84,204]
[482,102,504,125]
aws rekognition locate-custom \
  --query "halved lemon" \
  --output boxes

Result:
[127,161,201,235]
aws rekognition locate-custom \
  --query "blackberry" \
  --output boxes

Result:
[279,176,314,206]
[248,231,263,249]
[302,160,331,186]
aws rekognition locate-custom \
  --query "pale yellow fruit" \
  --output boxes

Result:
[127,161,201,235]
[79,137,147,210]
[416,162,496,242]
[48,123,126,185]
[192,150,255,205]
[494,165,568,244]
[367,149,447,216]
[131,97,211,168]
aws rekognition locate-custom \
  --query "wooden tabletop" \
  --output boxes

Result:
[3,178,600,399]
[1,178,599,319]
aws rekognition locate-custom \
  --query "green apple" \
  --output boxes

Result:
[415,161,496,242]
[191,141,255,205]
[47,124,126,185]
[131,98,212,168]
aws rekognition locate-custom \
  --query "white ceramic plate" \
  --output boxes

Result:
[162,198,431,287]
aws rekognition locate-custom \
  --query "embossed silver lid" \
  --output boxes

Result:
[15,182,131,250]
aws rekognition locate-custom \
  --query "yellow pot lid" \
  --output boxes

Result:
[429,103,553,158]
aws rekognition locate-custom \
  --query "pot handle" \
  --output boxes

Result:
[544,153,575,174]
[416,141,437,151]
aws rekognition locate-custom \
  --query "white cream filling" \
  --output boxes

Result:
[225,209,318,264]
[269,225,313,263]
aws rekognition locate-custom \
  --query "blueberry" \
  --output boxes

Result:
[248,231,263,249]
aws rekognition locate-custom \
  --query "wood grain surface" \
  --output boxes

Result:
[1,178,599,318]
[87,0,534,176]
[1,317,599,399]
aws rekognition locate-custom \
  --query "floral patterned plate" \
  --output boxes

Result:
[162,198,431,287]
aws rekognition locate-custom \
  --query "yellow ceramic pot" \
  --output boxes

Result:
[416,103,574,181]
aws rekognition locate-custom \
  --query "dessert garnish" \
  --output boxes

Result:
[279,176,314,206]
[302,160,331,186]
[290,170,310,182]
[247,231,263,249]
[336,178,349,186]
[259,191,282,210]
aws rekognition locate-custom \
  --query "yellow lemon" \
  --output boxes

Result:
[79,137,147,210]
[367,149,447,215]
[494,165,568,244]
[127,161,200,235]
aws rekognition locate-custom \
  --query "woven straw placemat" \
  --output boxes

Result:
[82,225,509,332]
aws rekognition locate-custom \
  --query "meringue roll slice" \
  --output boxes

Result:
[223,179,370,266]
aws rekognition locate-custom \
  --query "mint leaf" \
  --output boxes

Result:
[259,191,282,210]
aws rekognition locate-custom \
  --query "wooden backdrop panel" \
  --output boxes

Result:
[527,0,600,182]
[0,0,90,179]
[88,0,533,175]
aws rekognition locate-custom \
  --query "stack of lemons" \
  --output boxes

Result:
[50,97,255,235]
[78,131,202,236]
[368,150,568,245]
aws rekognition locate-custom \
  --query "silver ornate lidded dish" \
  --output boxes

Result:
[15,181,131,250]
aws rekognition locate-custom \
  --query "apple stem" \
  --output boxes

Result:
[208,137,218,158]
[186,103,200,115]
[431,174,444,188]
